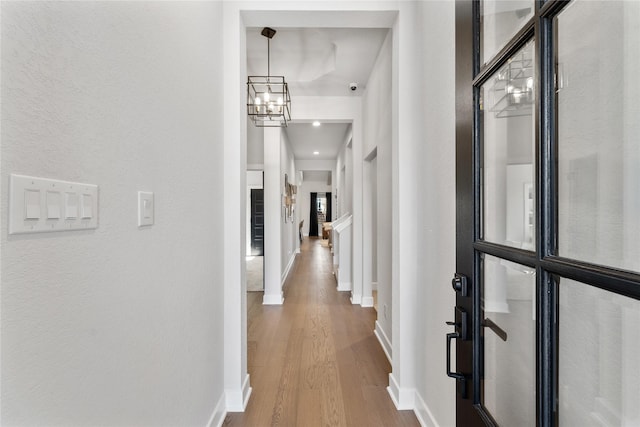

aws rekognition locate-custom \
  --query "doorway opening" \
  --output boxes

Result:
[247,170,264,292]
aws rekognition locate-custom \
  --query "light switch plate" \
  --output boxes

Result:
[138,191,154,227]
[9,174,99,235]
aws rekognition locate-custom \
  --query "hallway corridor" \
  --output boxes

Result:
[224,238,419,426]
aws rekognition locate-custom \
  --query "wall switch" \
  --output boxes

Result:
[81,194,93,219]
[65,192,79,219]
[9,174,98,235]
[24,189,41,220]
[46,191,61,219]
[138,191,154,227]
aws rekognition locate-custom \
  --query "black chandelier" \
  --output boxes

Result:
[247,27,292,127]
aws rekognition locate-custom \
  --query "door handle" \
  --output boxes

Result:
[446,306,469,399]
[446,330,468,399]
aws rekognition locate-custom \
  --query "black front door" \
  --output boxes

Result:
[452,1,483,425]
[250,188,264,256]
[453,1,640,426]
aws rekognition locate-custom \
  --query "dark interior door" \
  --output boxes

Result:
[452,1,484,425]
[250,189,264,256]
[453,1,640,426]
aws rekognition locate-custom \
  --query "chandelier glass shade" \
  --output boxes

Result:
[247,28,291,127]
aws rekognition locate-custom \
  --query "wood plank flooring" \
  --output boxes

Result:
[224,238,419,427]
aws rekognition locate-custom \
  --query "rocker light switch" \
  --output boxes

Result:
[81,194,93,219]
[138,191,154,227]
[24,189,41,220]
[65,192,79,219]
[47,191,62,219]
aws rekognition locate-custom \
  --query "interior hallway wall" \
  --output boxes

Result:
[362,29,393,347]
[247,119,265,166]
[413,1,456,425]
[280,131,297,277]
[1,2,226,425]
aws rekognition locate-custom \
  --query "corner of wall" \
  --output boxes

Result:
[413,391,442,427]
[224,373,252,413]
[387,373,415,411]
[207,392,228,427]
[374,320,392,364]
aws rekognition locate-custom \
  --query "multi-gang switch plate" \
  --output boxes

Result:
[9,174,98,235]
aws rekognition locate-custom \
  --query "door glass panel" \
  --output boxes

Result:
[559,279,640,425]
[481,40,535,250]
[480,0,534,65]
[557,0,640,272]
[482,254,535,425]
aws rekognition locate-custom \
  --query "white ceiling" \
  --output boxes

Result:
[246,27,389,97]
[284,122,350,160]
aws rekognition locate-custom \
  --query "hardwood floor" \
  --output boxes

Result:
[224,238,419,427]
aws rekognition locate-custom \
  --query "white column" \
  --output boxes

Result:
[222,3,251,411]
[263,127,284,305]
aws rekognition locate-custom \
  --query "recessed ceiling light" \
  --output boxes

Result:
[312,121,321,127]
[313,151,320,155]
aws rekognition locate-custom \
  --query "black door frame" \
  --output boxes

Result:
[455,0,640,425]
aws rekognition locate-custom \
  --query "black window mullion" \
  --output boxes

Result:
[538,4,557,425]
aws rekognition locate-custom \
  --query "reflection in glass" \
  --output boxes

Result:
[557,1,640,272]
[559,279,640,425]
[481,40,535,250]
[481,0,533,65]
[482,255,535,426]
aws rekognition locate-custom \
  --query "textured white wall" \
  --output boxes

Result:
[280,131,297,274]
[1,2,226,425]
[362,29,392,343]
[414,1,456,425]
[247,120,264,166]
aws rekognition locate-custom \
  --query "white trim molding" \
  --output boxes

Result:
[281,252,297,286]
[374,320,392,364]
[263,292,284,305]
[387,373,415,410]
[225,373,252,412]
[207,392,227,427]
[361,296,374,307]
[414,391,441,427]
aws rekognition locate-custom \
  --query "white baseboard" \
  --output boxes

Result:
[374,320,392,364]
[350,293,362,305]
[263,292,284,305]
[281,253,296,286]
[361,296,374,307]
[337,281,351,292]
[296,247,301,254]
[207,392,227,427]
[414,391,441,427]
[387,373,415,410]
[225,373,252,412]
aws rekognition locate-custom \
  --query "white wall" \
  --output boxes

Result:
[280,131,297,276]
[1,2,226,426]
[263,128,284,305]
[413,2,456,426]
[335,127,353,218]
[362,29,393,346]
[247,119,264,167]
